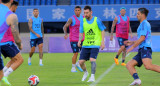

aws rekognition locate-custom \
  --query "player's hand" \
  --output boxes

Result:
[78,41,81,47]
[101,41,105,50]
[124,40,134,46]
[19,43,23,50]
[36,34,41,38]
[130,34,133,38]
[110,35,113,41]
[64,34,68,39]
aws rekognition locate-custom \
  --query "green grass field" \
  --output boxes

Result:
[1,52,160,86]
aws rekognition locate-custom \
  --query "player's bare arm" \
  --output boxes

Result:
[101,30,105,50]
[63,18,72,39]
[129,18,133,38]
[7,14,22,50]
[78,33,83,47]
[28,19,40,38]
[127,36,145,53]
[110,17,118,41]
[41,19,44,38]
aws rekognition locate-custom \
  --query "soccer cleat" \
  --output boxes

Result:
[28,63,31,66]
[87,76,95,82]
[71,67,77,72]
[114,58,119,65]
[82,72,89,81]
[28,59,31,66]
[39,64,43,66]
[2,77,11,86]
[76,64,83,72]
[121,63,126,66]
[130,79,141,86]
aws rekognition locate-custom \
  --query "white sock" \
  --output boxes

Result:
[91,74,95,77]
[28,57,31,63]
[39,59,42,64]
[3,66,8,72]
[84,70,88,73]
[4,67,13,77]
[76,60,79,65]
[72,64,76,68]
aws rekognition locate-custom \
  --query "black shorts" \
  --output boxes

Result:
[1,42,20,58]
[30,37,43,48]
[79,48,99,61]
[133,47,152,67]
[70,42,82,53]
[117,37,128,48]
[0,47,4,70]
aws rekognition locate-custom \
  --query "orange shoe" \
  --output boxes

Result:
[114,58,119,65]
[121,63,126,66]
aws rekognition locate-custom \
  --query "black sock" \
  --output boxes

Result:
[122,60,125,63]
[116,55,119,59]
[133,73,139,80]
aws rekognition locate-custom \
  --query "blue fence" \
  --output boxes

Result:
[15,5,160,22]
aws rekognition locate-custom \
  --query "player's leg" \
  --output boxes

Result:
[126,51,142,85]
[142,58,160,72]
[87,48,99,82]
[79,48,90,81]
[70,42,82,72]
[38,43,43,66]
[0,55,4,81]
[3,58,15,72]
[121,48,126,66]
[28,39,36,65]
[114,37,125,65]
[2,43,23,85]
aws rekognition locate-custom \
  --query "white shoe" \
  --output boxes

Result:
[82,72,89,81]
[130,79,141,86]
[71,67,77,72]
[87,76,95,82]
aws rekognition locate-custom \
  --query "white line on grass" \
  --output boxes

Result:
[90,53,131,86]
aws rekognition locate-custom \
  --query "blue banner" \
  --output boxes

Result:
[15,5,160,22]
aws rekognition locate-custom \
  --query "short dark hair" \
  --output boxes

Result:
[75,6,81,10]
[138,8,149,17]
[11,1,19,6]
[2,0,10,3]
[84,5,92,11]
[33,8,39,11]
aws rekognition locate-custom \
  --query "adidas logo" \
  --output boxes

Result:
[86,29,95,35]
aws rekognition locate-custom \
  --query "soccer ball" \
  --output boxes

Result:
[28,75,39,86]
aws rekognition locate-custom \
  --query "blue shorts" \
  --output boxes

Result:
[79,48,99,61]
[70,42,82,53]
[133,47,152,67]
[30,37,43,48]
[117,37,128,48]
[0,47,4,70]
[1,43,20,58]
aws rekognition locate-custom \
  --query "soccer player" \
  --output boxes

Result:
[125,8,160,85]
[63,6,83,72]
[1,0,19,81]
[0,0,24,85]
[10,1,18,13]
[28,8,44,66]
[78,6,106,82]
[110,7,133,66]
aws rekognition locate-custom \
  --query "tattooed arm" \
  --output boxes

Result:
[63,18,72,39]
[41,19,44,38]
[7,14,22,50]
[78,33,83,47]
[28,19,40,38]
[110,17,118,41]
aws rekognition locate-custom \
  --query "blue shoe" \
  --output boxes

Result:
[28,62,31,66]
[76,64,83,72]
[39,64,43,66]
